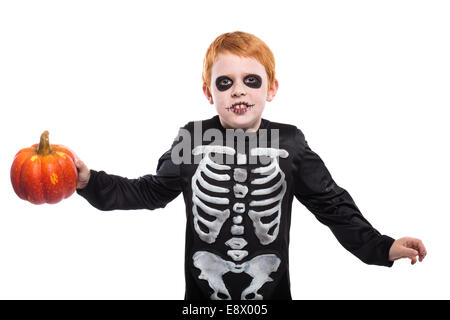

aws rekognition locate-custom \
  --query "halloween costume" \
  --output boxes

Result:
[77,115,394,300]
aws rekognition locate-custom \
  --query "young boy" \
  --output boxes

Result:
[75,31,426,300]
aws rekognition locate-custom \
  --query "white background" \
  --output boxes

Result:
[1,0,449,299]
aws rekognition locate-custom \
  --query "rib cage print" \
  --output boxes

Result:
[191,144,289,300]
[191,145,235,244]
[249,147,289,245]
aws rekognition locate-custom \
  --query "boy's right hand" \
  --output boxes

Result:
[75,159,91,190]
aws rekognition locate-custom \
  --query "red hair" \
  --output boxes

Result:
[202,31,276,91]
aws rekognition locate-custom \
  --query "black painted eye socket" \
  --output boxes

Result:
[215,74,262,91]
[244,74,262,89]
[216,76,233,91]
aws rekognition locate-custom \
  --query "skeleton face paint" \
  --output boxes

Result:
[208,52,277,132]
[215,74,263,92]
[216,76,233,91]
[243,74,262,89]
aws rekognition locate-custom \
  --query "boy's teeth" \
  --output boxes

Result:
[229,103,252,113]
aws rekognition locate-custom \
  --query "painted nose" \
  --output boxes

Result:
[231,83,246,97]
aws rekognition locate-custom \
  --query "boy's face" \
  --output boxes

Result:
[203,52,278,131]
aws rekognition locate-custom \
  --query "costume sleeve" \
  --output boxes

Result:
[292,129,395,267]
[76,136,183,211]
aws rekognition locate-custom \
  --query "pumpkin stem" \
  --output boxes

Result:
[37,130,52,155]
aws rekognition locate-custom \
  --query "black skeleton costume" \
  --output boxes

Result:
[77,115,394,300]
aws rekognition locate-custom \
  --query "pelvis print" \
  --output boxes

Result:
[191,145,289,300]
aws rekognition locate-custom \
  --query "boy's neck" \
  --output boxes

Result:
[218,117,262,132]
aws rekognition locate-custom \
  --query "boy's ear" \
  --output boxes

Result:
[203,84,214,104]
[266,79,279,102]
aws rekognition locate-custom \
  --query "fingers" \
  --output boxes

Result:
[404,237,427,262]
[398,247,417,265]
[75,159,88,172]
[75,159,91,190]
[409,249,418,265]
[417,240,427,262]
[75,159,83,169]
[396,237,427,265]
[390,237,427,265]
[405,248,418,258]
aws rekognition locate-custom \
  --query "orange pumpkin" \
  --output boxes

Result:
[11,131,78,204]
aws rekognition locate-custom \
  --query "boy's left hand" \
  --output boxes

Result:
[389,237,427,265]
